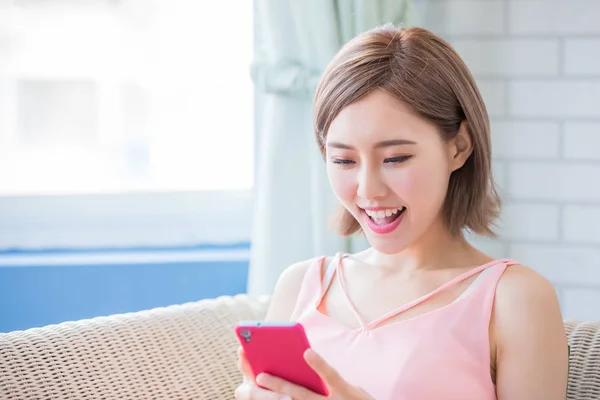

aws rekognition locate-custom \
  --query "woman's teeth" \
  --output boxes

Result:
[364,207,406,219]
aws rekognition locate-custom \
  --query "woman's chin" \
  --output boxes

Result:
[368,241,408,255]
[360,229,410,255]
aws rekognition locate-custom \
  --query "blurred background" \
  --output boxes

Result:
[0,0,598,333]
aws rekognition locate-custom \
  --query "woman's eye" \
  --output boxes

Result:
[384,156,412,164]
[331,158,355,168]
[332,159,355,165]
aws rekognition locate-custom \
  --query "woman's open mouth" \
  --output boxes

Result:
[361,207,406,235]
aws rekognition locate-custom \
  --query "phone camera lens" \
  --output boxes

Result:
[240,329,251,342]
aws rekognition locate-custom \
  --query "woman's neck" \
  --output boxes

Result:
[365,221,491,273]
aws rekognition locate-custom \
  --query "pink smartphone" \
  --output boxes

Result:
[235,321,328,396]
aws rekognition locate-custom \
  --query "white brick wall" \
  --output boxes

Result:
[565,39,600,75]
[508,1,600,35]
[420,0,600,320]
[564,122,600,159]
[452,39,560,76]
[423,1,506,36]
[510,82,600,118]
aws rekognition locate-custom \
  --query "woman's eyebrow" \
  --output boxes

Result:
[326,139,417,149]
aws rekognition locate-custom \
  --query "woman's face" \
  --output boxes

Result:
[325,90,468,254]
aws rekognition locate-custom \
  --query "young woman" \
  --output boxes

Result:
[235,25,568,400]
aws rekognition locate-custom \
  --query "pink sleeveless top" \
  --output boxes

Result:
[290,253,518,400]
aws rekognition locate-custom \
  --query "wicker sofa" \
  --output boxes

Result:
[0,295,599,399]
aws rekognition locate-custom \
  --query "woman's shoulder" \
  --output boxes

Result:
[491,262,568,394]
[279,256,323,286]
[496,262,558,310]
[493,262,564,347]
[264,256,325,320]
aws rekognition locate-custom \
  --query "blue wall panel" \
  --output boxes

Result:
[0,260,249,333]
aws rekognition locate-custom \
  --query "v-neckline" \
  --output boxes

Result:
[314,254,512,332]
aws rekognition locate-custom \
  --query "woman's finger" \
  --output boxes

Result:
[235,381,286,400]
[257,373,323,400]
[237,347,256,382]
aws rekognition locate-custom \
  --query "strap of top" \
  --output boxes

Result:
[333,256,519,330]
[335,252,370,328]
[322,257,337,294]
[289,256,327,321]
[369,259,518,329]
[313,255,339,308]
[454,265,493,301]
[314,252,364,324]
[478,258,521,325]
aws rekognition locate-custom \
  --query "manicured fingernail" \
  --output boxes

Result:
[256,373,268,385]
[279,396,291,400]
[304,348,317,361]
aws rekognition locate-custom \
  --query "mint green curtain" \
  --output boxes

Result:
[248,0,417,295]
[251,1,417,99]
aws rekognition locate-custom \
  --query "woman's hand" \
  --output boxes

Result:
[234,347,285,399]
[255,349,374,400]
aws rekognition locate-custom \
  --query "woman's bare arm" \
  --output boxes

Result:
[264,258,316,321]
[494,265,569,400]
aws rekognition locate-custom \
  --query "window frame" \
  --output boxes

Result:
[0,190,253,250]
[0,1,256,252]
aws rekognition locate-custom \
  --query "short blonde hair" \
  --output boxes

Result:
[314,26,500,237]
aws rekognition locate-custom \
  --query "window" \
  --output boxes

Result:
[0,0,254,249]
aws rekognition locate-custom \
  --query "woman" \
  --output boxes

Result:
[235,25,568,400]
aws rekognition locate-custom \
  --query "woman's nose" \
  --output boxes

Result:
[356,166,387,200]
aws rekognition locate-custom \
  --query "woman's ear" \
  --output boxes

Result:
[448,120,473,172]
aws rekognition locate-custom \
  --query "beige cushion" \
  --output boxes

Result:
[0,295,269,400]
[0,295,598,399]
